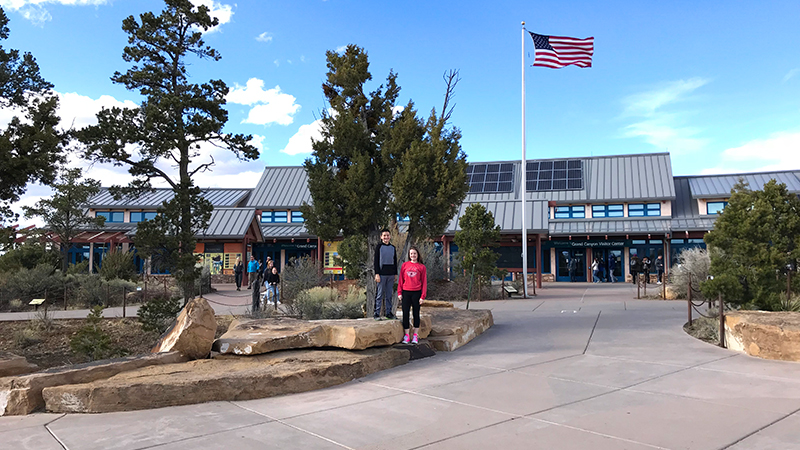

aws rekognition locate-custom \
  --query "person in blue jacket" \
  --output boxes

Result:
[247,255,259,289]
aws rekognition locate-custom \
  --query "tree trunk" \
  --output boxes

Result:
[366,227,381,317]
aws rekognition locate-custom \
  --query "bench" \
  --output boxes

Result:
[503,285,518,298]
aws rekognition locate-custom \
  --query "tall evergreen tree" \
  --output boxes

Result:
[454,203,503,299]
[702,179,800,309]
[301,46,468,309]
[77,0,258,303]
[23,169,105,273]
[0,7,66,245]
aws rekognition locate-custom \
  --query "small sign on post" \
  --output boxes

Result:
[29,298,45,311]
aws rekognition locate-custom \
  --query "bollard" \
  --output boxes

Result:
[687,277,693,327]
[637,274,641,299]
[123,286,127,318]
[718,293,725,348]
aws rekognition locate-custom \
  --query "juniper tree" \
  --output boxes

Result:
[0,7,66,245]
[23,169,105,273]
[454,203,504,300]
[301,46,467,310]
[702,179,800,310]
[77,0,258,303]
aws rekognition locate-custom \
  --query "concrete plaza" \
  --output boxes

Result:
[3,283,800,449]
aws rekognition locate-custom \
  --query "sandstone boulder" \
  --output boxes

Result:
[0,352,186,416]
[725,311,800,361]
[42,348,410,413]
[419,300,454,308]
[424,308,494,351]
[0,352,38,378]
[213,316,431,356]
[152,297,216,359]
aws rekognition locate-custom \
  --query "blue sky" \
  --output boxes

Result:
[3,0,800,225]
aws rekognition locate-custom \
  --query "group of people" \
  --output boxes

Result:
[629,254,665,285]
[233,255,280,311]
[590,256,617,283]
[374,228,427,345]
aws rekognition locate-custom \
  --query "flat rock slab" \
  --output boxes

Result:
[420,300,454,308]
[42,348,410,414]
[393,341,436,360]
[0,352,187,416]
[213,316,431,356]
[0,352,38,378]
[424,308,494,351]
[725,311,800,361]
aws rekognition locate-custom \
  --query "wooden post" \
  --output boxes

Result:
[687,276,693,327]
[123,286,127,318]
[718,293,725,348]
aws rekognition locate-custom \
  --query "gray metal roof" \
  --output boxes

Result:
[198,208,261,240]
[687,171,800,199]
[671,177,700,219]
[89,188,251,208]
[465,153,675,204]
[260,224,314,239]
[671,217,717,232]
[549,218,671,236]
[445,201,549,235]
[247,166,312,208]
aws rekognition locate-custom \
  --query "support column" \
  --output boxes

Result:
[88,242,94,274]
[317,238,323,261]
[536,234,543,288]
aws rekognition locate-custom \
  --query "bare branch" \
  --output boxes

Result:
[441,69,460,124]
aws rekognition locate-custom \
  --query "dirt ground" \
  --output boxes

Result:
[0,315,235,371]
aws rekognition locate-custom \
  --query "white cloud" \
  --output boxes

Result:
[227,78,300,126]
[335,45,347,53]
[281,119,324,156]
[619,78,710,153]
[784,68,800,83]
[255,32,272,43]
[189,0,233,33]
[1,0,109,24]
[703,131,800,174]
[273,60,280,67]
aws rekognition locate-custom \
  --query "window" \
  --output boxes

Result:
[707,201,728,215]
[130,212,157,223]
[261,211,288,223]
[396,214,410,222]
[628,203,661,217]
[554,205,585,219]
[671,239,686,244]
[291,211,304,223]
[95,211,123,223]
[591,204,623,218]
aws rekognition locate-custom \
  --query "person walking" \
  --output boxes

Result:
[247,255,258,289]
[233,257,244,291]
[373,229,397,320]
[630,254,640,285]
[591,257,601,283]
[398,246,427,344]
[655,254,665,285]
[642,257,651,284]
[607,255,617,283]
[266,266,280,307]
[568,256,578,282]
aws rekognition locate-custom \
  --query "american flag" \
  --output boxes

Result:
[529,32,594,69]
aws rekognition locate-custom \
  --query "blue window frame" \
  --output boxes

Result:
[591,204,624,218]
[554,205,585,219]
[396,214,410,222]
[130,211,157,223]
[95,211,123,223]
[291,211,304,223]
[261,211,288,223]
[707,201,728,215]
[628,203,661,217]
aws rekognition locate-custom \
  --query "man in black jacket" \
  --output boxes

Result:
[373,229,397,320]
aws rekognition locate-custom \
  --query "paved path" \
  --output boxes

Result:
[4,283,800,449]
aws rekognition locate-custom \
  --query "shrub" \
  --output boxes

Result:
[294,286,364,320]
[13,328,41,348]
[69,274,139,308]
[70,306,126,360]
[0,264,62,309]
[137,295,182,334]
[99,251,137,281]
[281,256,326,303]
[428,276,470,301]
[0,241,60,273]
[32,307,55,332]
[668,247,711,300]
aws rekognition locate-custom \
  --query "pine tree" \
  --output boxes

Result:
[454,203,504,300]
[301,46,468,311]
[77,0,258,303]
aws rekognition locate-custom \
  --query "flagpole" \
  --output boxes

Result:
[521,21,529,298]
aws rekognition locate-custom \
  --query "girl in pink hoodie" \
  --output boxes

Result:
[397,246,427,344]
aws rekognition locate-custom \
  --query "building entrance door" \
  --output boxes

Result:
[556,249,586,282]
[593,248,624,282]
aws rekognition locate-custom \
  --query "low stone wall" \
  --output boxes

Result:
[424,308,494,352]
[724,311,800,361]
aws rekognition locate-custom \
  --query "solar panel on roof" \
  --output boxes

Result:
[467,163,514,193]
[527,159,583,192]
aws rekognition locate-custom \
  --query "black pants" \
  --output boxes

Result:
[401,289,421,330]
[631,271,638,284]
[235,272,243,288]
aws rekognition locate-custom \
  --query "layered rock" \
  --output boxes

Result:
[424,308,494,351]
[0,352,38,378]
[42,348,410,413]
[213,316,431,356]
[725,311,800,361]
[0,352,186,416]
[152,297,217,359]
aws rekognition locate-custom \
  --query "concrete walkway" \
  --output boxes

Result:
[4,283,800,449]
